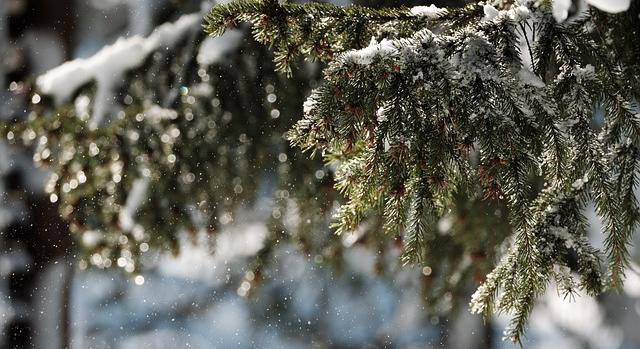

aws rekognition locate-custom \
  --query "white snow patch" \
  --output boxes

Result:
[512,5,531,20]
[343,37,397,65]
[483,3,530,22]
[586,0,630,13]
[36,13,200,128]
[483,4,500,21]
[159,223,266,286]
[410,5,448,19]
[197,29,244,65]
[120,328,199,349]
[376,106,387,122]
[118,178,149,232]
[553,0,573,21]
[572,64,595,82]
[303,95,318,114]
[571,178,585,190]
[530,289,624,349]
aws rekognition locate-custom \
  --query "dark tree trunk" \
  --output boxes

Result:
[3,0,76,347]
[4,169,73,349]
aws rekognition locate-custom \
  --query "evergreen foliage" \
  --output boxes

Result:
[205,0,640,343]
[1,0,639,343]
[0,6,506,319]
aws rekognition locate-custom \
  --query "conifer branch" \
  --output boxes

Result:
[204,0,640,341]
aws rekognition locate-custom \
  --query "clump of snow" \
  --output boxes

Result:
[483,4,500,21]
[144,104,179,122]
[585,0,630,13]
[376,106,387,122]
[145,12,200,49]
[343,37,397,65]
[197,29,244,65]
[410,5,448,19]
[513,4,531,20]
[554,0,629,21]
[572,64,595,82]
[118,178,149,232]
[483,3,530,22]
[571,178,585,190]
[36,14,200,128]
[553,0,573,21]
[302,94,318,114]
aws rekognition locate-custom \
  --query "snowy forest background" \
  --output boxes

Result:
[1,0,640,348]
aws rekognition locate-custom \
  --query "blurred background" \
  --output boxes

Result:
[1,0,640,348]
